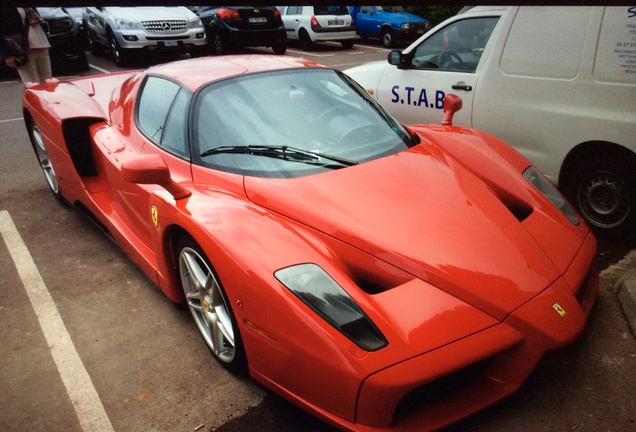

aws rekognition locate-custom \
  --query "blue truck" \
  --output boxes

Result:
[349,6,430,47]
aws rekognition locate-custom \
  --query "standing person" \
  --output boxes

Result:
[0,7,51,84]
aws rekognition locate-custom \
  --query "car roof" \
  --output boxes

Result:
[145,55,326,92]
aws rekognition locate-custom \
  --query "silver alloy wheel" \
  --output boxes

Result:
[179,246,236,364]
[31,124,59,195]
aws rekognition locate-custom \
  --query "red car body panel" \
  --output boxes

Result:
[21,55,598,431]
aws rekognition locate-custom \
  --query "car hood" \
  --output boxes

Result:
[380,11,428,23]
[105,6,194,22]
[244,144,564,321]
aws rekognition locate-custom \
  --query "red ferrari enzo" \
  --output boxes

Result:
[22,55,598,431]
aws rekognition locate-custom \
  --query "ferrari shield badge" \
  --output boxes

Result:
[151,205,159,228]
[552,302,567,318]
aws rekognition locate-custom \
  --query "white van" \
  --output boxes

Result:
[346,6,636,235]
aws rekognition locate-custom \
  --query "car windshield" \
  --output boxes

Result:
[193,68,415,178]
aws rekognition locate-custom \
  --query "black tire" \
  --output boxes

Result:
[380,27,394,48]
[563,155,636,236]
[26,117,63,202]
[341,40,354,50]
[299,28,314,51]
[272,39,287,55]
[177,237,247,373]
[109,32,129,67]
[210,33,227,56]
[73,50,90,72]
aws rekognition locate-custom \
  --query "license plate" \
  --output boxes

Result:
[164,40,178,47]
[249,17,267,23]
[417,29,424,34]
[328,19,344,26]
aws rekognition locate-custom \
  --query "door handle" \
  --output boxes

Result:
[452,82,473,91]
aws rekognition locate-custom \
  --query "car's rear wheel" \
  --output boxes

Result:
[272,39,287,55]
[299,28,315,51]
[177,237,247,373]
[27,118,62,201]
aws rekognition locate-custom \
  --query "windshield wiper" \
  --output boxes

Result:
[200,145,358,167]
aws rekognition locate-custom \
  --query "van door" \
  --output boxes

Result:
[374,15,501,126]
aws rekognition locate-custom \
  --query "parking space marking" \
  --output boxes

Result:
[0,117,23,124]
[0,210,114,432]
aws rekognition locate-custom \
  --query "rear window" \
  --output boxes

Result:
[314,6,349,16]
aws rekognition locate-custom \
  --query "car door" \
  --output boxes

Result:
[374,15,501,126]
[281,5,302,40]
[84,7,108,45]
[92,76,193,254]
[352,6,377,37]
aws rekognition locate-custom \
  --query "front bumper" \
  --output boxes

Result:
[115,29,207,50]
[338,232,599,431]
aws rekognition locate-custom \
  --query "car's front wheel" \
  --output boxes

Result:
[381,27,394,47]
[109,32,130,66]
[27,118,62,202]
[177,237,247,373]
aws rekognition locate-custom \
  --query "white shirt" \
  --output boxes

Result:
[18,8,51,50]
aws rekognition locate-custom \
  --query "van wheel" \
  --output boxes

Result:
[564,156,636,236]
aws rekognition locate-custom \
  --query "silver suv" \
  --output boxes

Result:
[83,6,206,66]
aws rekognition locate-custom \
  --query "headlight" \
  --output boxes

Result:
[401,22,411,30]
[275,263,388,352]
[523,166,580,226]
[114,18,140,31]
[189,16,203,29]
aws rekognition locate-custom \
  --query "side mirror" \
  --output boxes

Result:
[122,155,191,200]
[388,50,402,66]
[441,94,463,126]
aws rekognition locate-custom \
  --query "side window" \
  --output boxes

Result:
[161,89,190,158]
[287,6,301,15]
[137,76,191,158]
[411,17,499,72]
[361,6,373,14]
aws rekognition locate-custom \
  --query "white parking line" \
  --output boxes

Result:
[0,210,114,432]
[0,118,23,124]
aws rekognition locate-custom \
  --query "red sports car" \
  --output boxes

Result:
[22,55,598,431]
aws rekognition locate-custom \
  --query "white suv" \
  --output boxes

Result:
[278,5,356,50]
[83,6,206,66]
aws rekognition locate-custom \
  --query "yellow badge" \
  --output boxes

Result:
[552,303,567,318]
[151,205,159,228]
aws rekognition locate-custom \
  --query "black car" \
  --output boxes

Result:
[39,7,89,73]
[191,6,287,55]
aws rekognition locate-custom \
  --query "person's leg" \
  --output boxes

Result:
[16,57,39,84]
[36,49,52,82]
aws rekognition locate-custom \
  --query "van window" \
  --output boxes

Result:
[501,7,592,79]
[594,6,636,84]
[410,17,499,72]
